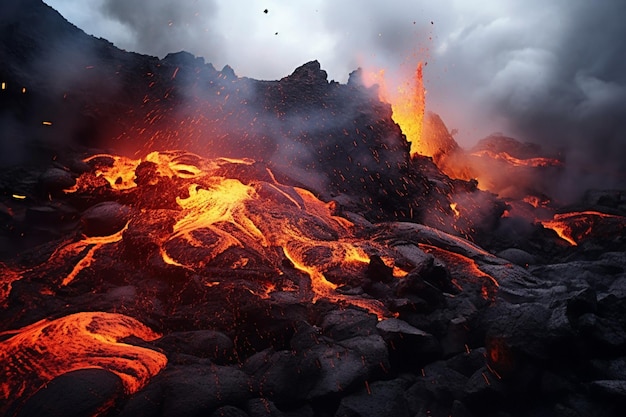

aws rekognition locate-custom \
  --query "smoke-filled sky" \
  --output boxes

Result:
[43,0,626,182]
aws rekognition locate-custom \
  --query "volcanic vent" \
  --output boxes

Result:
[2,2,626,417]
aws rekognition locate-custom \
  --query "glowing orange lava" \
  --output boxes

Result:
[61,224,128,286]
[64,151,399,318]
[363,63,426,157]
[450,202,460,218]
[0,312,167,414]
[0,263,22,307]
[540,211,625,246]
[470,150,563,168]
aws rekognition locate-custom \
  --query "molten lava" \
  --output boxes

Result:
[540,211,626,246]
[469,150,563,168]
[364,63,426,157]
[64,151,399,318]
[0,312,167,415]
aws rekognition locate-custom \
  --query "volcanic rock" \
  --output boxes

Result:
[210,405,250,417]
[377,318,441,368]
[80,201,131,236]
[155,330,235,363]
[16,368,125,417]
[496,248,537,267]
[147,363,253,416]
[305,335,389,399]
[38,167,75,192]
[420,111,461,160]
[405,361,469,412]
[319,308,378,340]
[244,349,321,402]
[336,378,412,417]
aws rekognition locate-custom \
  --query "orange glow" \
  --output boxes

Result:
[542,219,577,246]
[540,211,624,246]
[363,63,426,157]
[172,180,266,252]
[76,152,254,192]
[450,202,460,218]
[523,195,549,209]
[21,147,464,322]
[64,151,398,318]
[82,153,141,190]
[42,121,52,126]
[0,312,166,413]
[420,244,499,300]
[470,149,563,168]
[0,264,22,307]
[61,223,128,286]
[1,82,5,90]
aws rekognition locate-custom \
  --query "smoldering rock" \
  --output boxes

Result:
[463,366,507,407]
[445,347,489,378]
[304,335,389,399]
[481,302,554,363]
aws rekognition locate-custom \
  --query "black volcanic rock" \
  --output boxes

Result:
[16,369,125,417]
[80,201,131,236]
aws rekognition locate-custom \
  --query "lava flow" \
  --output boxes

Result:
[0,312,167,415]
[540,210,626,246]
[63,151,404,318]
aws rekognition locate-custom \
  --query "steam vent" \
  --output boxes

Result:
[2,1,626,416]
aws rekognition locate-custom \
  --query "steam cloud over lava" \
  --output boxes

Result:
[45,0,626,194]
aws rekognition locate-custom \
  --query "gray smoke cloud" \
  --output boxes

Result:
[44,0,626,189]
